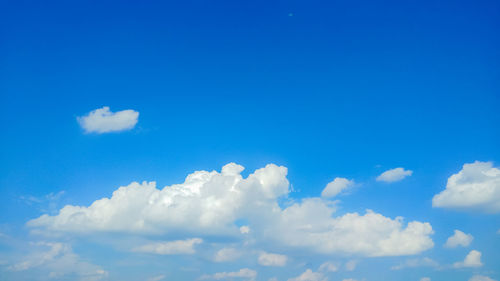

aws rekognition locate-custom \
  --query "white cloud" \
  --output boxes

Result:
[8,242,107,281]
[133,238,202,255]
[444,230,473,248]
[376,167,413,182]
[469,275,497,281]
[453,250,483,268]
[287,269,327,281]
[200,268,257,281]
[258,252,287,267]
[391,257,439,270]
[420,278,431,281]
[345,260,357,271]
[240,226,250,234]
[432,161,500,212]
[77,106,139,133]
[214,248,241,262]
[321,178,355,198]
[148,275,166,281]
[318,261,339,272]
[28,163,434,257]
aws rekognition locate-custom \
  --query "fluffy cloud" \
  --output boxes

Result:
[77,106,139,133]
[391,257,439,270]
[287,269,327,281]
[8,242,107,281]
[469,275,497,281]
[200,268,257,281]
[444,230,473,248]
[214,248,241,262]
[321,178,355,198]
[433,161,500,212]
[376,168,413,182]
[132,238,202,255]
[257,252,287,267]
[453,250,483,268]
[28,163,433,257]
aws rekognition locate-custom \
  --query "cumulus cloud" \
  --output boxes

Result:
[28,163,434,257]
[444,230,473,248]
[376,168,413,183]
[321,178,355,198]
[214,248,241,262]
[469,275,497,281]
[200,268,257,281]
[8,242,107,281]
[453,250,483,268]
[258,252,287,267]
[391,257,439,270]
[77,106,139,133]
[287,269,327,281]
[133,238,202,255]
[432,161,500,213]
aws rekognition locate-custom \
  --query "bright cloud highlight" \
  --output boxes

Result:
[376,168,413,183]
[77,106,139,133]
[321,177,355,198]
[453,250,483,268]
[432,161,500,212]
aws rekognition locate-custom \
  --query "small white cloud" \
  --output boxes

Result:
[148,275,166,281]
[345,260,357,271]
[321,178,355,198]
[318,261,339,272]
[214,248,241,262]
[287,269,326,281]
[133,238,202,255]
[376,168,413,182]
[200,268,257,281]
[391,257,439,270]
[420,278,431,281]
[258,252,287,267]
[453,250,483,268]
[444,230,473,248]
[240,226,250,234]
[77,106,139,133]
[433,161,500,213]
[469,275,497,281]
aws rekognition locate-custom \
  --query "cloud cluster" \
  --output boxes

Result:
[444,230,473,248]
[433,161,500,213]
[376,168,413,183]
[27,163,434,257]
[8,242,107,281]
[77,106,139,133]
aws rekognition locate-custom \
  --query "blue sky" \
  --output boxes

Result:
[1,0,499,280]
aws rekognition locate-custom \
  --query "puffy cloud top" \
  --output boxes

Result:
[432,161,500,213]
[453,250,483,268]
[27,163,434,257]
[77,106,139,133]
[376,168,413,182]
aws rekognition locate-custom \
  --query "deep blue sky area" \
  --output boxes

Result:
[0,1,499,281]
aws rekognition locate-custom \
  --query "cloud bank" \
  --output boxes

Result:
[77,106,139,133]
[27,163,434,257]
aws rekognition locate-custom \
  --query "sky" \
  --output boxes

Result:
[0,0,499,280]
